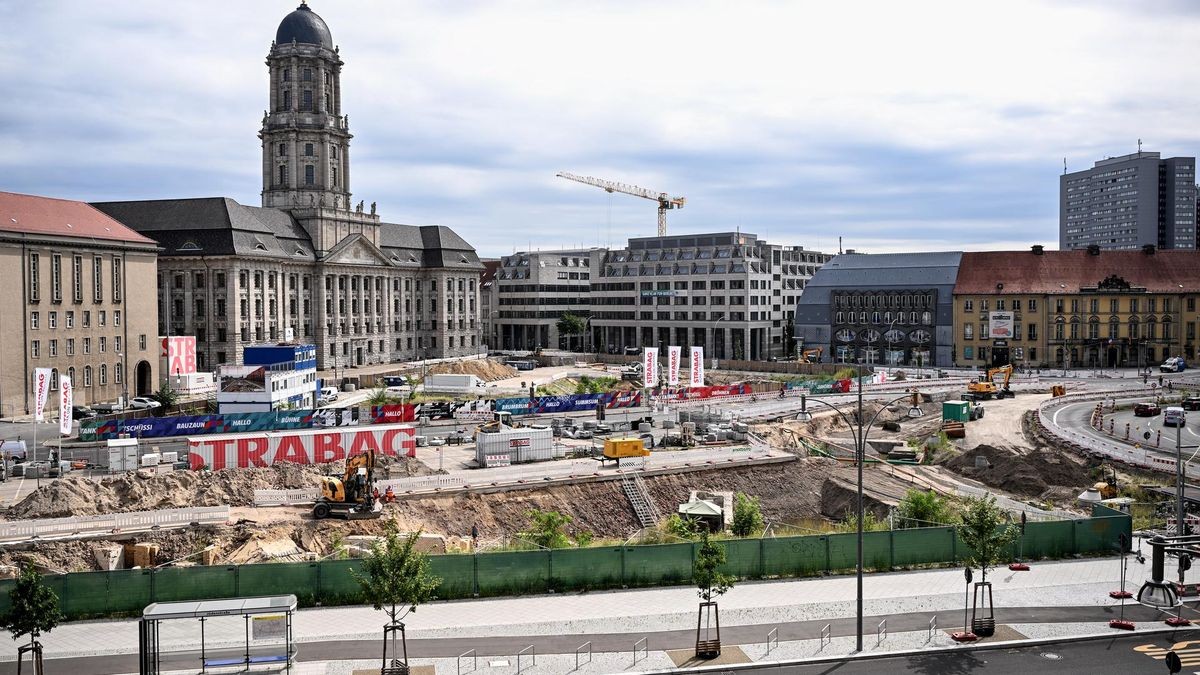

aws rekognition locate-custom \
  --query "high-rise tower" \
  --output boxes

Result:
[260,2,351,211]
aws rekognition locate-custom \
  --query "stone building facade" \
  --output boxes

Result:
[92,3,482,373]
[0,192,159,415]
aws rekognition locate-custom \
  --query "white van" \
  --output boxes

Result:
[319,386,339,403]
[1164,406,1187,428]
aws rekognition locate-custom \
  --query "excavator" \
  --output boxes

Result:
[312,448,383,520]
[966,364,1015,400]
[799,347,824,364]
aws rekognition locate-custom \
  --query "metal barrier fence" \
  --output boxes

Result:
[0,505,1128,620]
[0,506,229,543]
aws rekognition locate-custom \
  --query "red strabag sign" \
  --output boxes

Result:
[187,423,415,470]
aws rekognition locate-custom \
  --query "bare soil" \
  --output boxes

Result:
[942,444,1089,501]
[426,358,517,381]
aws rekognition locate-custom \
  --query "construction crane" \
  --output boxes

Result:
[556,171,685,237]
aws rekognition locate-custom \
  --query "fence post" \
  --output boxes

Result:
[889,529,895,570]
[472,552,479,597]
[824,536,831,573]
[759,536,766,579]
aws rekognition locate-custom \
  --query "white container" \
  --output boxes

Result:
[161,451,178,464]
[475,426,554,464]
[140,453,161,467]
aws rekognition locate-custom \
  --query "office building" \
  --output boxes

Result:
[490,248,602,351]
[1061,151,1196,250]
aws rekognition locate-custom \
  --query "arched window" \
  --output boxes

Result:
[67,366,76,386]
[1129,318,1139,340]
[84,366,92,387]
[50,369,59,391]
[1148,318,1158,340]
[1055,316,1065,340]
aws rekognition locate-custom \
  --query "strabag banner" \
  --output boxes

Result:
[667,346,682,386]
[643,347,659,386]
[33,367,51,422]
[186,424,415,470]
[59,375,73,435]
[689,346,705,386]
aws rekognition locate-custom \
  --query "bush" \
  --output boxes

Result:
[731,492,765,537]
[895,489,955,528]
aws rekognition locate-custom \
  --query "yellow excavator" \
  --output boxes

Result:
[312,449,382,520]
[799,347,823,364]
[967,364,1015,400]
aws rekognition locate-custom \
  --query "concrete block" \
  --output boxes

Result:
[93,545,125,571]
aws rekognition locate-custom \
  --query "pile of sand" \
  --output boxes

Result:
[943,444,1089,501]
[427,358,517,381]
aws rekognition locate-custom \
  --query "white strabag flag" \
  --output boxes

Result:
[667,346,682,386]
[59,375,73,435]
[33,367,52,422]
[643,347,659,386]
[689,346,705,386]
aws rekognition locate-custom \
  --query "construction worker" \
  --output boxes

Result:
[384,485,395,503]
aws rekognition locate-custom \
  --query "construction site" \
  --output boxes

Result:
[0,366,1127,577]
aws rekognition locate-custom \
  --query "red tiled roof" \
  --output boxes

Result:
[0,191,157,245]
[956,249,1200,294]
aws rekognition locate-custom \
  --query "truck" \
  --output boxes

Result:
[423,373,487,394]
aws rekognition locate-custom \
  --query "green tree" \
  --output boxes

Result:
[556,312,587,350]
[0,564,62,674]
[663,513,701,540]
[352,528,442,670]
[151,383,179,414]
[895,489,954,529]
[518,509,575,549]
[731,492,765,537]
[693,531,734,602]
[366,387,395,406]
[956,495,1020,584]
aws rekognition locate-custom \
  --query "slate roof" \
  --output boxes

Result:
[0,191,157,247]
[797,252,964,308]
[275,3,333,49]
[956,250,1200,294]
[92,197,482,269]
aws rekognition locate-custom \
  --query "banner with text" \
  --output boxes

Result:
[33,367,51,422]
[667,346,681,386]
[643,348,659,386]
[494,391,642,416]
[656,383,751,402]
[59,375,73,435]
[689,346,705,386]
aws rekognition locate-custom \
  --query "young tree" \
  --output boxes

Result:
[895,489,954,529]
[352,528,442,672]
[518,509,574,549]
[366,386,395,406]
[664,513,701,540]
[0,564,62,675]
[730,492,765,537]
[556,313,587,350]
[151,383,179,414]
[692,531,733,658]
[956,495,1019,584]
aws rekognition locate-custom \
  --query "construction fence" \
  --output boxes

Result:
[0,505,1129,620]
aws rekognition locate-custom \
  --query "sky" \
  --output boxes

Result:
[2,0,1199,257]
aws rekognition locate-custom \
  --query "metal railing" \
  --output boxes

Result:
[765,627,779,656]
[0,506,229,543]
[253,488,320,506]
[877,619,887,646]
[517,645,535,673]
[456,649,477,675]
[633,637,648,666]
[819,623,831,650]
[927,616,937,643]
[574,641,592,671]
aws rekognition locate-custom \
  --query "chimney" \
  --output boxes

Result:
[1031,245,1044,255]
[1143,244,1156,255]
[1087,244,1100,256]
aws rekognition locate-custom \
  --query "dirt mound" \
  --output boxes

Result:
[427,358,516,381]
[942,444,1089,500]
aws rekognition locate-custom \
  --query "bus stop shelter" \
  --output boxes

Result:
[139,595,297,674]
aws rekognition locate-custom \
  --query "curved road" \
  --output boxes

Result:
[1050,395,1200,462]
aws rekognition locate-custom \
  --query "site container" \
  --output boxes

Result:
[942,401,970,423]
[475,426,554,465]
[186,423,415,470]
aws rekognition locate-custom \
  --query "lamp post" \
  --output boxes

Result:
[116,352,128,408]
[796,369,924,652]
[886,318,900,369]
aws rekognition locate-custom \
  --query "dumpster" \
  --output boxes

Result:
[942,400,970,423]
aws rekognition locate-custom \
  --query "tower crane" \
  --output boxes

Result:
[556,172,685,237]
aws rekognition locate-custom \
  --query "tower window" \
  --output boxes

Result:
[324,71,330,85]
[282,68,290,82]
[278,165,288,186]
[325,93,331,112]
[282,90,291,110]
[301,90,312,111]
[305,143,314,156]
[303,68,312,82]
[304,165,315,185]
[332,166,338,187]
[331,145,338,159]
[278,143,286,156]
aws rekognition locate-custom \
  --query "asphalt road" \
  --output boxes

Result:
[1050,395,1200,462]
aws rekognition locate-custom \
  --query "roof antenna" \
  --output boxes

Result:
[1063,158,1067,175]
[838,236,843,255]
[1137,138,1142,154]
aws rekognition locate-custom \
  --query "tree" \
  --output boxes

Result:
[352,528,442,672]
[895,489,954,529]
[556,312,587,350]
[151,383,179,414]
[730,492,765,537]
[366,387,395,406]
[956,495,1019,584]
[0,564,62,675]
[692,531,733,658]
[518,509,575,549]
[664,513,701,540]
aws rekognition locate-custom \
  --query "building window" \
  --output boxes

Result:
[28,253,39,301]
[139,334,146,350]
[304,143,314,156]
[301,89,313,111]
[115,336,122,353]
[304,165,315,185]
[115,363,122,384]
[31,341,39,359]
[1028,299,1037,312]
[51,254,61,302]
[30,312,38,330]
[49,340,57,357]
[282,90,291,110]
[99,336,106,353]
[65,311,74,328]
[99,310,106,326]
[66,338,74,356]
[93,256,103,302]
[964,346,974,360]
[964,324,974,340]
[84,366,92,387]
[83,337,91,354]
[114,310,121,327]
[48,311,57,329]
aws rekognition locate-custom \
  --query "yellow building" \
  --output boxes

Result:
[953,246,1200,369]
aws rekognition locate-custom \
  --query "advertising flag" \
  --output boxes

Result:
[642,347,659,386]
[667,346,682,386]
[689,346,705,386]
[33,367,52,422]
[59,375,73,436]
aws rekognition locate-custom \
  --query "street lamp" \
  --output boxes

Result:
[115,352,128,408]
[796,369,923,652]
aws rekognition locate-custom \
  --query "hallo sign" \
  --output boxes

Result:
[186,423,415,470]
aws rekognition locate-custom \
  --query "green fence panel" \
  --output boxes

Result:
[892,527,956,567]
[62,571,121,618]
[719,538,763,578]
[315,559,364,604]
[106,569,154,616]
[475,550,549,597]
[762,535,827,577]
[1074,517,1123,555]
[152,566,238,603]
[237,563,321,603]
[428,554,476,600]
[1022,520,1075,559]
[826,532,891,571]
[623,542,693,587]
[548,547,623,591]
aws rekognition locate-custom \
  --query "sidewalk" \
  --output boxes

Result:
[0,542,1179,673]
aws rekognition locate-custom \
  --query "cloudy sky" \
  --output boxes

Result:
[2,1,1198,257]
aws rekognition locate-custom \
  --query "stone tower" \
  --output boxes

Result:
[260,2,352,212]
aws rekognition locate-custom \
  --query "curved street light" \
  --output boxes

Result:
[795,367,924,653]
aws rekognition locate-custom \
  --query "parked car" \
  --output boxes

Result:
[128,397,162,410]
[0,440,28,462]
[1184,397,1200,412]
[71,405,97,420]
[1134,402,1162,417]
[385,385,412,398]
[1164,406,1187,428]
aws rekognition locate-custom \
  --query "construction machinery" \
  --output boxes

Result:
[477,410,520,434]
[966,364,1014,400]
[598,437,650,466]
[799,348,824,364]
[312,449,381,520]
[557,172,686,237]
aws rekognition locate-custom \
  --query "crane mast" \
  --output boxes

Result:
[556,171,685,236]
